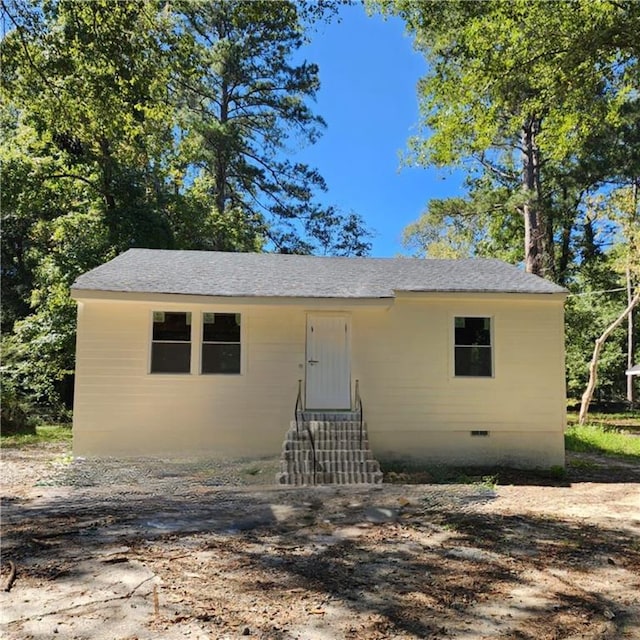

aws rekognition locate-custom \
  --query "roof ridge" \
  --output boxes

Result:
[123,248,510,264]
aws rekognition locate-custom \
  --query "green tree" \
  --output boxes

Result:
[172,0,367,254]
[1,0,179,420]
[2,0,177,246]
[376,0,640,277]
[561,187,639,413]
[402,162,591,286]
[574,186,640,418]
[1,0,368,422]
[378,0,640,405]
[402,174,523,263]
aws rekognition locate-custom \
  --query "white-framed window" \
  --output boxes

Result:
[454,316,492,377]
[150,311,192,374]
[202,313,241,374]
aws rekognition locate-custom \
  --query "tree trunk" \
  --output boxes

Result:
[628,266,636,407]
[556,186,580,286]
[214,80,229,220]
[521,117,543,276]
[627,179,638,407]
[532,123,555,281]
[99,137,117,211]
[212,78,231,250]
[579,291,640,424]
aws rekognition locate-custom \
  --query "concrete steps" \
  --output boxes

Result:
[276,414,383,485]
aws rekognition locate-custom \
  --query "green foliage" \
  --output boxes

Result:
[565,187,639,403]
[379,0,640,278]
[565,424,640,458]
[172,0,369,254]
[381,460,567,484]
[0,386,38,435]
[546,466,567,480]
[1,0,370,417]
[566,411,640,432]
[1,207,115,416]
[402,175,522,263]
[380,0,639,402]
[565,275,632,403]
[381,0,639,173]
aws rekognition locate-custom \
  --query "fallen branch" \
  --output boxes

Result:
[3,560,17,592]
[3,574,156,623]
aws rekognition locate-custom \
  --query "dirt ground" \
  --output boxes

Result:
[1,443,639,640]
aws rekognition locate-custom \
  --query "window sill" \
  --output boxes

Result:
[453,375,495,380]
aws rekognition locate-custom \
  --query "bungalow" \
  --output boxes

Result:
[71,249,567,472]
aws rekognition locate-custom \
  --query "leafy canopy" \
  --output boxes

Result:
[1,0,369,420]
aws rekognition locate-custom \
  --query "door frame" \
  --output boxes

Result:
[305,312,352,410]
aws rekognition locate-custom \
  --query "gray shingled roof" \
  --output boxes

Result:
[71,249,566,298]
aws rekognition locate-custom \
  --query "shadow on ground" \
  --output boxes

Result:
[2,476,638,639]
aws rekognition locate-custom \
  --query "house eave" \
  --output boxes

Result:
[71,287,567,306]
[70,288,395,307]
[393,289,568,302]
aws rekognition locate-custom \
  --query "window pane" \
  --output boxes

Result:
[202,344,241,374]
[455,346,492,377]
[203,313,240,343]
[151,343,191,373]
[455,317,491,346]
[153,312,191,341]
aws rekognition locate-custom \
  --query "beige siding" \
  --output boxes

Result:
[352,296,566,467]
[73,293,566,467]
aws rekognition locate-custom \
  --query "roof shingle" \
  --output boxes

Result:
[71,249,567,298]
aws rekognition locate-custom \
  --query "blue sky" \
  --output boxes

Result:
[295,4,467,257]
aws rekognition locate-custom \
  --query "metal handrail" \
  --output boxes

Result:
[294,379,318,484]
[294,379,302,435]
[307,424,318,484]
[354,379,364,448]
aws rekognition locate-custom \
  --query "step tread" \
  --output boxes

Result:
[277,420,383,485]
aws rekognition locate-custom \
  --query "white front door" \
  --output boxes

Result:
[305,314,351,410]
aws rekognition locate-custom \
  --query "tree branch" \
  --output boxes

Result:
[1,0,64,96]
[579,290,640,424]
[45,173,101,193]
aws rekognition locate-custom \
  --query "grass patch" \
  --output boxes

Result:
[565,424,640,458]
[566,411,640,433]
[1,424,72,448]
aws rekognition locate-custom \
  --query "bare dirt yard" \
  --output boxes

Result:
[1,443,639,640]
